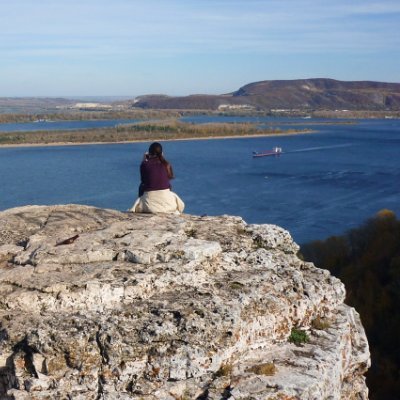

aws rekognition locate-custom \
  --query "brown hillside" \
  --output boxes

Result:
[132,78,400,111]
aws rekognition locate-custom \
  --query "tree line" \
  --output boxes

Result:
[301,209,400,400]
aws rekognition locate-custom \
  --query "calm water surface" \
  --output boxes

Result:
[0,118,399,244]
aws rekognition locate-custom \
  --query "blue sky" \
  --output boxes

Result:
[1,0,399,97]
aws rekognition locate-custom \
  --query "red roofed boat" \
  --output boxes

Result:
[252,147,282,158]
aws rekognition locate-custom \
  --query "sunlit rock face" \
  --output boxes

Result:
[0,205,370,400]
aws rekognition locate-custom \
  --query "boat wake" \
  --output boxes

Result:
[286,143,353,153]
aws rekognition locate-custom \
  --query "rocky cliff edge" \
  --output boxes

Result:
[0,205,370,399]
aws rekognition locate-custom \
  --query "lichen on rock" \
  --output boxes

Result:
[0,205,370,399]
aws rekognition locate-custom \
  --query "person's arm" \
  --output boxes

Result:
[166,163,174,179]
[140,162,146,183]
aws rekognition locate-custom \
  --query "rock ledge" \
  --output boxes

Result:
[0,205,370,399]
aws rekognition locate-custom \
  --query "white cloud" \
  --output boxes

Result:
[0,0,399,95]
[1,0,399,57]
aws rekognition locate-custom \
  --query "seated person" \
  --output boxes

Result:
[131,142,185,214]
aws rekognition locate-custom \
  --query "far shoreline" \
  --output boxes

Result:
[0,129,315,149]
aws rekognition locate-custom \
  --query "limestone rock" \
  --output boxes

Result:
[0,205,370,399]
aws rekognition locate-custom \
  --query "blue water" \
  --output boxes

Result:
[0,119,140,132]
[0,118,399,244]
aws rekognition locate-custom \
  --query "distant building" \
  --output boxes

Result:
[71,103,112,110]
[218,104,255,110]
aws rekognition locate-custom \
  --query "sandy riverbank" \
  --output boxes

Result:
[0,130,314,149]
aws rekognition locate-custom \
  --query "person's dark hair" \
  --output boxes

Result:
[148,142,174,178]
[148,142,163,156]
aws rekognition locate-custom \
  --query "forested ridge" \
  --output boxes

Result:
[301,210,400,400]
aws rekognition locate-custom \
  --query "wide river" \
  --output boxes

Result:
[0,117,399,244]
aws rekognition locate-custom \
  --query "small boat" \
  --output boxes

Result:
[252,147,282,158]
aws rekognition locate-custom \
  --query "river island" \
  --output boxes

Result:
[0,118,317,147]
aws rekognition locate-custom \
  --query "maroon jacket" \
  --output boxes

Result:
[140,157,171,192]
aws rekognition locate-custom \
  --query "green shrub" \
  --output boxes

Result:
[288,328,309,345]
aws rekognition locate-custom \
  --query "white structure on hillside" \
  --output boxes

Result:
[71,103,112,110]
[218,104,255,110]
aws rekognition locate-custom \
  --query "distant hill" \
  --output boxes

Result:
[131,78,400,111]
[0,97,76,114]
[2,79,400,114]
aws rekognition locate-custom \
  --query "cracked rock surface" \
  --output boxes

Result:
[0,205,370,399]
